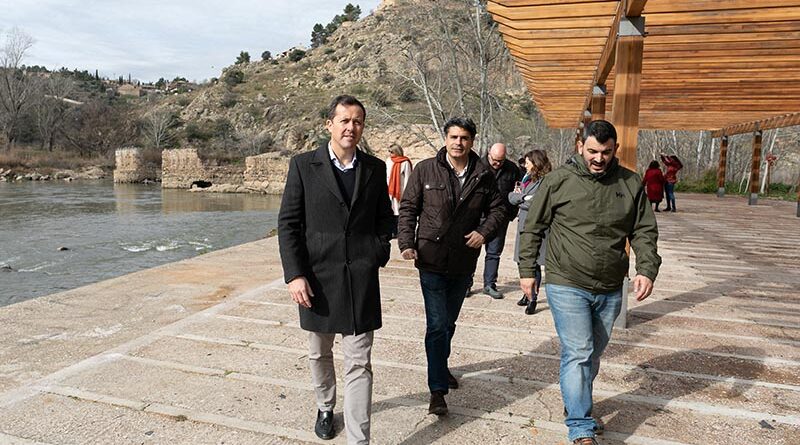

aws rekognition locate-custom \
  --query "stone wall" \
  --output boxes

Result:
[113,147,158,183]
[161,148,244,189]
[243,153,290,194]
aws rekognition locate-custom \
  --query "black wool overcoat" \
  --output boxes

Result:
[278,145,395,334]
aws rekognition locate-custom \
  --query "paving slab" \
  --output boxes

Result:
[1,193,799,444]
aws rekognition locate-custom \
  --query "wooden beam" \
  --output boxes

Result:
[591,85,607,120]
[716,135,729,197]
[710,112,800,137]
[610,16,645,171]
[748,130,763,205]
[627,0,647,16]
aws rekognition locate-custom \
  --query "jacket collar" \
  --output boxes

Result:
[435,147,485,178]
[567,153,619,180]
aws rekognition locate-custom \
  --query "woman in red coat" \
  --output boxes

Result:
[643,160,666,212]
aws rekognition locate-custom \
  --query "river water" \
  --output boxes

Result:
[0,181,281,306]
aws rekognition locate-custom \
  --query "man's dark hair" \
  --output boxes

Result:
[443,117,477,139]
[327,95,366,121]
[648,160,660,169]
[582,119,617,144]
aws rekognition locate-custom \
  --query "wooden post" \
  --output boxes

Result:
[716,135,729,197]
[796,172,800,217]
[591,85,606,121]
[748,130,763,205]
[610,17,645,172]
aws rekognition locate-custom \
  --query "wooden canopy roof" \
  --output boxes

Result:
[487,0,800,132]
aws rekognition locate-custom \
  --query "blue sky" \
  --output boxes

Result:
[0,0,382,83]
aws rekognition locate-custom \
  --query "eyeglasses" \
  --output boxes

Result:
[488,154,505,165]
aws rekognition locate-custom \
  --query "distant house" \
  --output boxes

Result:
[117,84,143,97]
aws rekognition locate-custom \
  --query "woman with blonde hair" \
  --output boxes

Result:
[508,149,551,314]
[386,143,412,238]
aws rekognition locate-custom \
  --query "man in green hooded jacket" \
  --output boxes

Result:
[518,120,660,445]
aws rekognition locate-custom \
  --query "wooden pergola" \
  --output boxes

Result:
[487,0,800,215]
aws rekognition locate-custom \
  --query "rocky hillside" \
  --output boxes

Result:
[161,0,534,164]
[153,0,799,186]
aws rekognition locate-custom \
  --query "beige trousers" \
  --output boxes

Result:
[308,331,374,445]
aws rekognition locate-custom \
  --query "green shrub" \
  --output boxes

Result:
[674,169,717,193]
[324,48,335,55]
[223,69,244,86]
[288,49,306,62]
[398,87,416,103]
[176,96,192,107]
[184,121,213,141]
[321,73,335,83]
[220,92,238,108]
[370,89,391,107]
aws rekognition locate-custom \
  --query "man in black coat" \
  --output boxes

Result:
[477,142,520,299]
[397,117,506,416]
[278,95,394,444]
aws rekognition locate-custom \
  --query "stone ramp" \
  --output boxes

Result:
[0,193,798,444]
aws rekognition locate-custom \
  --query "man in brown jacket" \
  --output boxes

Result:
[397,117,506,416]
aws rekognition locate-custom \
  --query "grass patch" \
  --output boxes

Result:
[0,147,113,173]
[676,169,798,201]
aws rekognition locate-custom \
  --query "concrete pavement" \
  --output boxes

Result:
[0,193,798,444]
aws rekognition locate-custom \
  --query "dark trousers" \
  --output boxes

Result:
[419,270,472,394]
[482,221,509,289]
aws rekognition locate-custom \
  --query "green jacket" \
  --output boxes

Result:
[518,154,661,293]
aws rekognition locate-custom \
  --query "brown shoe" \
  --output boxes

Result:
[428,391,448,416]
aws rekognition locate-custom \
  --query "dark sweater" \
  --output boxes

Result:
[332,162,357,206]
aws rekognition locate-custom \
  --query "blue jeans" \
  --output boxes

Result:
[482,221,509,289]
[419,270,472,394]
[664,182,676,210]
[546,283,622,441]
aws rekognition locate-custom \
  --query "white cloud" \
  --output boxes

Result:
[0,0,382,82]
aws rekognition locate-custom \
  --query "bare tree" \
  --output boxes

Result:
[143,108,176,150]
[236,127,274,156]
[0,27,35,148]
[34,74,75,151]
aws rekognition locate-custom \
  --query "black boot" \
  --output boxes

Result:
[525,298,538,315]
[516,294,529,306]
[428,391,448,416]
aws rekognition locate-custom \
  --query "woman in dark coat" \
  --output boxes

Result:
[508,149,551,315]
[643,160,666,212]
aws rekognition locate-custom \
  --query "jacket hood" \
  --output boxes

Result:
[566,153,620,179]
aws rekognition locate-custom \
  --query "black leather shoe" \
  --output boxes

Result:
[315,410,335,440]
[447,370,459,389]
[428,391,448,416]
[516,295,529,306]
[525,298,538,315]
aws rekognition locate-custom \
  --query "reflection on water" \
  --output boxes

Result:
[0,180,281,306]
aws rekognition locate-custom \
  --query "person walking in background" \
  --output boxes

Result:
[386,143,412,238]
[478,142,520,300]
[643,160,666,212]
[397,117,505,416]
[278,95,394,444]
[518,120,661,445]
[508,149,551,315]
[660,153,683,212]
